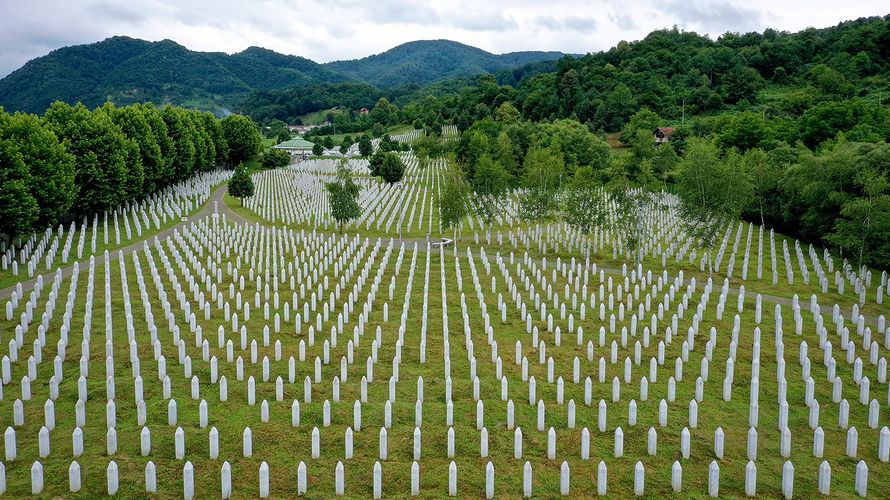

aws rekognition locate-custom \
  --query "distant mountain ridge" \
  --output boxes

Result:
[0,37,569,114]
[325,39,568,88]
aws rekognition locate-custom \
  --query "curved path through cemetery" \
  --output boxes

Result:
[0,186,226,302]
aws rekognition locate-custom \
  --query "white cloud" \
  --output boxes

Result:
[0,0,886,77]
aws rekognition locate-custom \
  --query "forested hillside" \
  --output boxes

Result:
[326,39,567,88]
[0,37,567,115]
[0,37,352,115]
[328,16,887,269]
[418,17,889,131]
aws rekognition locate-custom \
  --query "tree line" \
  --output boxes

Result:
[418,17,889,134]
[0,102,263,240]
[260,17,890,151]
[445,110,890,271]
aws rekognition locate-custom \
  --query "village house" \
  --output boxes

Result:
[654,127,675,144]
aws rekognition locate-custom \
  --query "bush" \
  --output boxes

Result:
[261,149,291,169]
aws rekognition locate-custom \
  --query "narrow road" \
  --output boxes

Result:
[0,185,233,300]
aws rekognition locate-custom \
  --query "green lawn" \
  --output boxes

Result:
[299,108,346,125]
[2,159,889,498]
[2,219,888,497]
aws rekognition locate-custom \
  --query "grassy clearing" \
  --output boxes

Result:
[299,108,345,125]
[310,125,416,145]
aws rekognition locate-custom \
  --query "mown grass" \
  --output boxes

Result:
[0,184,224,291]
[1,218,889,498]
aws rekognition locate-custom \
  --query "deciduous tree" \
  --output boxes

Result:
[676,138,753,274]
[0,138,39,239]
[228,163,255,206]
[472,155,510,228]
[221,114,262,167]
[44,102,129,213]
[0,111,75,228]
[326,160,362,232]
[519,145,563,223]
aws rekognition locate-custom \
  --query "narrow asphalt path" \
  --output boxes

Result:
[0,185,233,300]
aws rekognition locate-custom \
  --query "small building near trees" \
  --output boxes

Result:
[273,137,316,158]
[654,127,675,144]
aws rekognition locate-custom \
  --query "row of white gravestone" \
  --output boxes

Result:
[1,168,880,386]
[5,203,880,414]
[0,170,230,277]
[5,404,890,467]
[5,242,880,430]
[2,457,872,498]
[1,226,411,417]
[456,197,886,310]
[0,284,880,490]
[153,162,888,314]
[7,350,890,463]
[245,156,439,233]
[17,207,876,386]
[3,217,884,458]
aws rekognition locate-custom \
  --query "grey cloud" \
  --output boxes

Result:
[665,0,764,34]
[564,16,597,31]
[610,13,637,30]
[89,1,146,24]
[447,11,518,32]
[533,15,597,32]
[0,4,110,75]
[364,1,440,25]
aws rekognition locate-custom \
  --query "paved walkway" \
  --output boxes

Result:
[0,185,231,300]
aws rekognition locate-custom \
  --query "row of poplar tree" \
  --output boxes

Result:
[0,102,263,240]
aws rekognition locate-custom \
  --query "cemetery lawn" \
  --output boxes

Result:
[3,158,890,498]
[2,222,887,497]
[0,178,227,292]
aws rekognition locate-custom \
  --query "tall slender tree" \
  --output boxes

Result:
[326,160,362,233]
[676,138,753,274]
[0,138,39,240]
[472,155,510,229]
[162,105,196,181]
[44,102,129,213]
[0,111,75,228]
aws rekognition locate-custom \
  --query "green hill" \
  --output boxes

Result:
[325,39,567,88]
[0,38,568,115]
[0,37,353,115]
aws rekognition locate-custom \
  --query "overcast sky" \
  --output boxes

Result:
[0,0,887,77]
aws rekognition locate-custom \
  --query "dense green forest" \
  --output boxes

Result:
[422,17,890,131]
[239,59,563,125]
[0,37,355,115]
[0,37,568,116]
[0,102,262,240]
[403,17,890,270]
[239,83,386,125]
[325,39,567,88]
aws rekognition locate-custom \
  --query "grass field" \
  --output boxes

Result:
[2,158,889,498]
[0,171,228,291]
[299,108,346,125]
